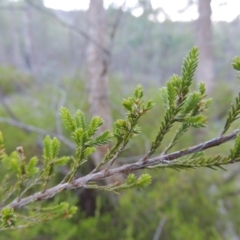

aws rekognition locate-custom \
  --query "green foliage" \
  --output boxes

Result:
[60,107,76,132]
[0,131,5,162]
[221,93,240,135]
[0,203,77,232]
[27,157,39,177]
[1,47,240,236]
[149,154,230,171]
[41,135,70,190]
[60,107,113,182]
[95,84,154,171]
[220,58,240,135]
[230,134,240,160]
[232,56,240,71]
[181,46,199,95]
[112,173,152,191]
[0,66,33,95]
[35,202,77,220]
[0,133,75,231]
[1,208,16,228]
[113,169,227,240]
[151,48,211,155]
[85,173,151,194]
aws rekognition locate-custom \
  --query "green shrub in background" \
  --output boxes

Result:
[0,48,240,239]
[0,66,33,95]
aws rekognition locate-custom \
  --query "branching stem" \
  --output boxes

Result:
[6,128,240,210]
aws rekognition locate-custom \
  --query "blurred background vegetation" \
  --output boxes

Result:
[0,0,240,239]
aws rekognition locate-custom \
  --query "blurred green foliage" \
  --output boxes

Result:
[0,66,240,239]
[0,1,239,238]
[0,66,33,95]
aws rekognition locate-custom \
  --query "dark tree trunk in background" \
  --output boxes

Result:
[196,0,214,92]
[87,0,123,184]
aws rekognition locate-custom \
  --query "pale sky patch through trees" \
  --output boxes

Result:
[43,0,240,22]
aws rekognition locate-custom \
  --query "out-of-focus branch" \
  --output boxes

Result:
[153,217,167,240]
[109,0,125,48]
[223,166,240,183]
[221,189,240,197]
[0,117,74,149]
[24,0,110,56]
[177,0,195,14]
[0,6,26,11]
[0,90,21,122]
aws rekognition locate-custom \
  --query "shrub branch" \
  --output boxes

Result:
[5,127,240,210]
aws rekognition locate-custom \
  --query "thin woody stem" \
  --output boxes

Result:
[5,128,240,210]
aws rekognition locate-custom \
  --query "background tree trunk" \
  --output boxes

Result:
[9,4,23,69]
[196,0,214,92]
[87,0,123,184]
[22,4,32,72]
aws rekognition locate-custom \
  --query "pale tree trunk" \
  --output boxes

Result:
[87,0,123,184]
[22,5,33,72]
[196,0,214,92]
[9,5,23,69]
